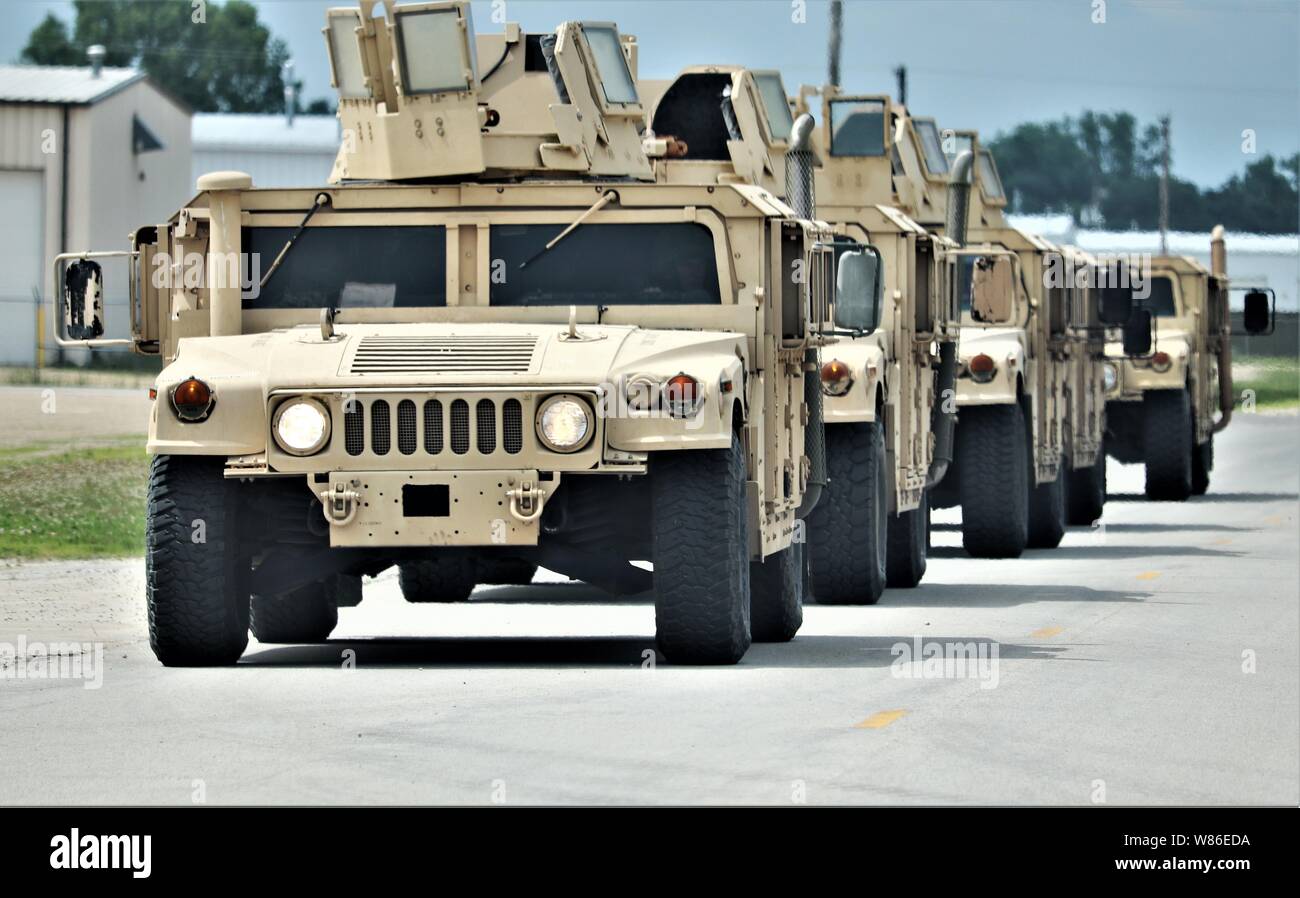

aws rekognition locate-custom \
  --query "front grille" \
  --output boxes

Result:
[503,399,523,454]
[423,400,443,455]
[449,400,470,455]
[476,399,496,454]
[324,393,573,462]
[349,335,539,375]
[344,402,364,456]
[370,400,391,455]
[397,400,417,455]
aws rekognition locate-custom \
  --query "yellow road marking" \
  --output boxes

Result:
[1136,571,1162,580]
[855,710,907,729]
[1030,625,1063,638]
[1263,515,1284,525]
[1210,538,1233,546]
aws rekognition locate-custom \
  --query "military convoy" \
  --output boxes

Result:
[51,1,1270,665]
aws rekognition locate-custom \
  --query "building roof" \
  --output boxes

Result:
[192,113,340,154]
[1076,229,1298,257]
[0,64,144,105]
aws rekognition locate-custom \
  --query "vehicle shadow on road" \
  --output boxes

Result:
[239,632,1072,670]
[1106,492,1298,503]
[863,582,1152,609]
[927,543,1241,560]
[242,635,656,669]
[932,521,1251,534]
[466,582,652,605]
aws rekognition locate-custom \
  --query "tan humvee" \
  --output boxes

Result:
[54,2,879,666]
[785,89,964,601]
[1102,230,1268,499]
[924,129,1134,557]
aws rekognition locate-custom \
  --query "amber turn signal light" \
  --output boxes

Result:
[171,377,214,422]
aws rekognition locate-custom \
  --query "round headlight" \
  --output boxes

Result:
[968,353,997,383]
[273,398,331,456]
[820,359,854,397]
[1103,362,1118,392]
[1151,351,1173,373]
[537,395,594,453]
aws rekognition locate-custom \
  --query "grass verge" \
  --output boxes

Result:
[1233,355,1300,410]
[0,443,148,560]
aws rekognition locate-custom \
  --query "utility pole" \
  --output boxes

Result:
[1158,115,1171,255]
[894,65,907,107]
[828,0,842,87]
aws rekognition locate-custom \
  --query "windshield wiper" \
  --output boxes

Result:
[258,192,332,291]
[518,190,619,270]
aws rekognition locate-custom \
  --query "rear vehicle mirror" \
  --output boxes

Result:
[1243,289,1273,335]
[63,258,105,340]
[1123,309,1152,356]
[970,255,1014,324]
[1097,260,1135,325]
[834,247,882,334]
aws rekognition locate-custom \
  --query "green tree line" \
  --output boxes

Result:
[988,112,1299,234]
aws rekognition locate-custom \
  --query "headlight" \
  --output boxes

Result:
[1103,362,1118,392]
[663,373,704,417]
[536,395,594,452]
[1151,351,1173,373]
[273,398,331,456]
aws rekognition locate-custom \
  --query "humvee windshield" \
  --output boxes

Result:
[977,150,1005,200]
[914,120,949,176]
[1145,276,1178,316]
[490,223,720,305]
[242,226,448,309]
[830,99,886,157]
[753,72,794,142]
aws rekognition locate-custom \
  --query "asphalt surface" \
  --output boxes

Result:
[0,411,1296,805]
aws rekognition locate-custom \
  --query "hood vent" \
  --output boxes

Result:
[349,335,540,375]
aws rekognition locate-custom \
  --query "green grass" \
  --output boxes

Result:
[1233,355,1300,410]
[0,444,149,560]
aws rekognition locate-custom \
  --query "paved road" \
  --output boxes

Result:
[0,385,152,448]
[1,413,1296,805]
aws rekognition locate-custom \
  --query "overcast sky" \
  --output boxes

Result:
[5,0,1297,188]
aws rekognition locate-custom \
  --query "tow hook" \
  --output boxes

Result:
[507,480,547,523]
[319,482,360,527]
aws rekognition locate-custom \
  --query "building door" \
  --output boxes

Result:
[0,170,45,366]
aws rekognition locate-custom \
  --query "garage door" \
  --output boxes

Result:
[0,170,45,366]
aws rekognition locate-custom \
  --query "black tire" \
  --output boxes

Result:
[146,455,250,667]
[652,433,750,664]
[957,404,1029,558]
[1192,436,1212,496]
[751,541,803,643]
[250,578,340,644]
[807,422,888,605]
[398,554,477,603]
[1066,452,1106,525]
[333,574,364,607]
[886,493,928,588]
[1143,389,1193,501]
[1028,462,1067,549]
[477,557,538,585]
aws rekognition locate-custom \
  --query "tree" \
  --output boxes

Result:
[19,13,82,65]
[989,110,1299,234]
[18,1,290,114]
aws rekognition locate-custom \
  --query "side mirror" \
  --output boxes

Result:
[1243,290,1273,336]
[1096,260,1135,325]
[1123,309,1152,356]
[63,259,105,340]
[970,255,1014,323]
[834,247,883,333]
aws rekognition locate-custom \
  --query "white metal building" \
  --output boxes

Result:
[1008,214,1300,312]
[191,113,339,189]
[0,62,191,366]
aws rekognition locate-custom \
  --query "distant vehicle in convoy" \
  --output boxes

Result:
[795,90,963,601]
[54,1,879,666]
[1103,228,1273,499]
[925,130,1136,558]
